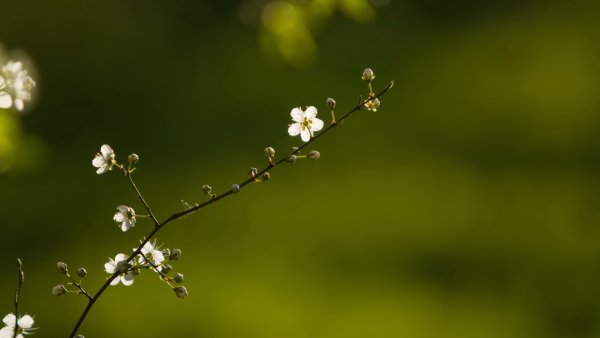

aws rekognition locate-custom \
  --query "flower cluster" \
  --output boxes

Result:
[0,59,35,112]
[103,240,186,295]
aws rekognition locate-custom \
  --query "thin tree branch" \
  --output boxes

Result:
[68,80,393,337]
[14,258,24,338]
[127,172,160,227]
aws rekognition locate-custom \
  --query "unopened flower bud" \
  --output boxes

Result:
[52,284,67,296]
[362,68,375,81]
[174,286,188,298]
[76,335,85,338]
[286,155,297,164]
[326,97,336,110]
[248,167,258,177]
[231,184,240,194]
[264,147,275,158]
[116,260,131,274]
[57,262,68,274]
[262,172,270,181]
[307,150,321,160]
[128,153,139,164]
[162,264,173,274]
[174,273,184,283]
[170,248,182,260]
[201,184,213,195]
[132,267,141,275]
[291,147,299,152]
[77,267,87,278]
[162,248,171,258]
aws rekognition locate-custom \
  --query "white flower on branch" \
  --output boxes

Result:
[138,242,165,271]
[0,313,36,338]
[113,205,136,232]
[92,144,115,174]
[104,253,134,286]
[0,61,36,112]
[288,106,324,142]
[364,97,380,112]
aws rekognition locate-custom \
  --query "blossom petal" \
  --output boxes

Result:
[121,274,134,286]
[92,155,105,167]
[141,242,153,254]
[115,253,127,262]
[305,106,318,119]
[17,315,33,329]
[100,144,113,157]
[120,222,131,232]
[104,261,116,273]
[2,314,15,327]
[0,93,12,109]
[14,99,23,111]
[290,108,303,122]
[288,123,301,136]
[116,205,129,213]
[311,117,324,132]
[0,327,15,338]
[152,250,165,264]
[113,213,126,223]
[109,277,120,286]
[300,129,311,142]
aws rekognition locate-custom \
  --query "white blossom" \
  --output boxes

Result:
[0,61,36,112]
[104,253,134,286]
[287,106,324,142]
[0,313,36,338]
[364,97,380,112]
[138,242,165,271]
[113,205,136,232]
[92,144,115,174]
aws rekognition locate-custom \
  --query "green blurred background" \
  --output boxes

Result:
[2,0,600,337]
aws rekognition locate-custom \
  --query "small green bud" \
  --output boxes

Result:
[128,153,139,164]
[286,155,297,164]
[307,150,321,160]
[57,262,68,274]
[201,184,213,195]
[132,267,141,275]
[291,147,299,152]
[52,284,67,296]
[174,286,189,298]
[248,167,258,177]
[162,264,173,274]
[231,184,240,194]
[174,273,184,283]
[327,97,336,110]
[77,267,87,278]
[262,172,270,181]
[162,248,171,258]
[362,68,375,81]
[264,147,275,158]
[76,335,85,338]
[170,248,182,260]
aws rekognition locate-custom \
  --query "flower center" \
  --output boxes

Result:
[301,117,311,130]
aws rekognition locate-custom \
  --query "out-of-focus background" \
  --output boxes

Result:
[1,0,600,337]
